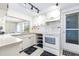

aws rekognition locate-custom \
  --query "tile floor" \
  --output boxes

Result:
[19,46,44,56]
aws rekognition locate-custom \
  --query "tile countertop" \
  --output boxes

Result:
[0,34,23,48]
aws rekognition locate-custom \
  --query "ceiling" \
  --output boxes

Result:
[60,3,79,10]
[8,3,56,15]
[1,3,79,22]
[8,3,79,16]
[31,3,56,13]
[31,3,79,12]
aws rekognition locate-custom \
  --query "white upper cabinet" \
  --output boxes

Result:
[45,6,60,22]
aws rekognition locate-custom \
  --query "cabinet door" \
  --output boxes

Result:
[22,35,36,49]
[14,35,36,49]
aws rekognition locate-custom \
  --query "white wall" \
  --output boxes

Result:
[30,15,45,33]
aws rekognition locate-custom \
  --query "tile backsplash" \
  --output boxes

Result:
[45,21,60,34]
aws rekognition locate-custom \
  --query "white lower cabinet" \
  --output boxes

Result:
[22,37,34,49]
[17,34,36,50]
[0,34,36,56]
[0,43,21,56]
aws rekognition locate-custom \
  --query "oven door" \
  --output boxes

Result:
[43,34,60,49]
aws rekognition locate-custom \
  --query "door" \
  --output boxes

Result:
[63,9,79,54]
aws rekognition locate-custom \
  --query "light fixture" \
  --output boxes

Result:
[37,9,39,13]
[31,5,33,10]
[56,3,58,6]
[28,3,40,13]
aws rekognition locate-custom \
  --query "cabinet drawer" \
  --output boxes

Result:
[22,40,34,49]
